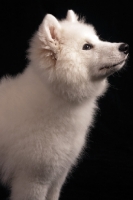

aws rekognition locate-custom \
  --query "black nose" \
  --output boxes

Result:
[119,43,129,54]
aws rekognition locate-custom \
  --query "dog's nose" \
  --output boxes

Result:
[119,43,129,54]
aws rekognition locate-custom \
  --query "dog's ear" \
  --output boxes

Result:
[66,10,78,22]
[38,14,61,52]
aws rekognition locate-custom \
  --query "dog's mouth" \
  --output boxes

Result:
[100,60,125,70]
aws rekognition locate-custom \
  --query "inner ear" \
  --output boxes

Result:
[49,26,58,40]
[49,26,55,39]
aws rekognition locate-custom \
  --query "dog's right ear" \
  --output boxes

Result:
[38,14,61,52]
[66,10,78,22]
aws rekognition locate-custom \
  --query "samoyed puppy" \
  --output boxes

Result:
[0,10,128,200]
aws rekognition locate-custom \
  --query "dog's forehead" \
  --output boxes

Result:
[80,25,99,41]
[61,21,98,42]
[83,30,99,43]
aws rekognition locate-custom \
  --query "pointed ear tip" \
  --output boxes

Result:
[68,9,73,12]
[40,13,61,34]
[66,10,78,22]
[44,13,61,23]
[44,14,54,20]
[67,10,75,14]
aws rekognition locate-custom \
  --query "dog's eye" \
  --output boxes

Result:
[82,44,93,50]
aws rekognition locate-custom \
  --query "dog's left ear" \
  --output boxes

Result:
[66,10,78,22]
[38,14,61,52]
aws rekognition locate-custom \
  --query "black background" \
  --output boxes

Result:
[0,0,133,200]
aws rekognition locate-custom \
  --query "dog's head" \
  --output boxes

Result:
[28,10,129,101]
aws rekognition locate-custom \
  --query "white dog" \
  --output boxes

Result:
[0,10,128,200]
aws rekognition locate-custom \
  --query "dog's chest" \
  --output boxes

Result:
[39,100,95,167]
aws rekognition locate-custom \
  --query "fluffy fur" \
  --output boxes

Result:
[0,10,128,200]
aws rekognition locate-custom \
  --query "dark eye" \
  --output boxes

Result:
[82,44,93,50]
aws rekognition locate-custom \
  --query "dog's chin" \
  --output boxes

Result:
[99,60,126,71]
[99,59,127,77]
[92,59,127,81]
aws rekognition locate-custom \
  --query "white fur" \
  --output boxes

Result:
[0,10,128,200]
